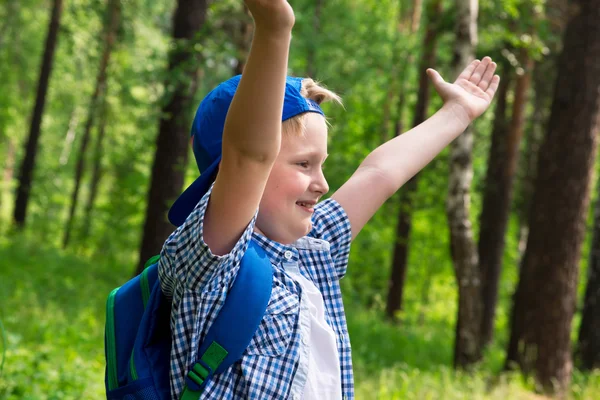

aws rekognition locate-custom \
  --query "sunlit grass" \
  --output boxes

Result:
[1,234,599,399]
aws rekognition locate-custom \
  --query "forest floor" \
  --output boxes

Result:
[1,234,599,399]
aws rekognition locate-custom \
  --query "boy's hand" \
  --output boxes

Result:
[427,56,500,123]
[244,0,295,33]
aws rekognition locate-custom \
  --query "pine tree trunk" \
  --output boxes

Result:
[578,177,600,370]
[136,0,208,275]
[81,100,109,241]
[477,64,511,346]
[385,0,442,321]
[479,51,533,347]
[1,138,16,214]
[380,0,412,144]
[447,0,481,368]
[411,0,424,33]
[13,0,63,228]
[59,109,80,165]
[306,0,323,78]
[505,0,600,392]
[232,5,252,76]
[63,0,120,248]
[515,62,551,259]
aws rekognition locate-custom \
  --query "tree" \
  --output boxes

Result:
[306,0,323,79]
[13,0,63,228]
[446,0,481,367]
[81,99,110,240]
[505,0,600,392]
[386,0,443,321]
[63,0,121,248]
[136,0,208,274]
[578,178,600,370]
[478,49,533,347]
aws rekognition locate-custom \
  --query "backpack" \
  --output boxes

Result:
[104,240,273,400]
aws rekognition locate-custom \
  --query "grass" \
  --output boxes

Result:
[1,234,599,399]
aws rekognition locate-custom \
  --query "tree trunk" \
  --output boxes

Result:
[233,5,253,76]
[1,138,16,214]
[515,62,551,259]
[479,51,533,347]
[515,1,568,260]
[385,0,442,321]
[578,176,600,370]
[505,0,600,392]
[59,109,80,165]
[306,0,323,78]
[81,100,109,241]
[63,0,120,248]
[13,0,63,228]
[477,63,512,346]
[136,0,208,275]
[381,0,420,144]
[411,0,424,33]
[447,0,480,368]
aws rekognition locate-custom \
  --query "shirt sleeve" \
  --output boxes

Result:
[158,183,258,296]
[309,198,352,280]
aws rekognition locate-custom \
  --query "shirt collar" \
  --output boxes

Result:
[251,231,299,264]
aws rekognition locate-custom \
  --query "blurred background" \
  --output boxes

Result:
[1,0,600,398]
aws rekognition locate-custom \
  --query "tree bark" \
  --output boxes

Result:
[306,0,323,78]
[63,0,120,248]
[505,0,600,392]
[477,63,512,346]
[232,5,253,76]
[81,100,109,241]
[13,0,63,228]
[1,138,16,214]
[136,0,208,275]
[479,51,533,347]
[59,109,80,165]
[381,0,420,144]
[385,0,442,321]
[447,0,480,368]
[578,176,600,370]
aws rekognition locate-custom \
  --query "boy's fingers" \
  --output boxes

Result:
[480,61,497,91]
[485,75,501,97]
[470,57,491,86]
[456,59,480,82]
[426,68,445,85]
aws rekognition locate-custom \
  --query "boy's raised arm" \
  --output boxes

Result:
[333,57,500,241]
[204,1,295,255]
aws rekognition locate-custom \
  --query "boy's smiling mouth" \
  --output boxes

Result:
[296,200,316,213]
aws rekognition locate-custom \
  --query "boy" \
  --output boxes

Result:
[159,0,500,399]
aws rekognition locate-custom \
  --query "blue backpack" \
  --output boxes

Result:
[104,240,273,400]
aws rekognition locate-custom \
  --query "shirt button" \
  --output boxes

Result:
[284,250,293,260]
[302,335,309,345]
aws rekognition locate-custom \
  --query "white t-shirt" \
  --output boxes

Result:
[287,270,342,400]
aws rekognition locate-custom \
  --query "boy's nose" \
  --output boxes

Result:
[312,169,329,195]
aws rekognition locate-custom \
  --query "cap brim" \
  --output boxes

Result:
[168,155,221,227]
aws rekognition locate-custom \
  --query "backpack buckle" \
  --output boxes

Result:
[186,360,214,391]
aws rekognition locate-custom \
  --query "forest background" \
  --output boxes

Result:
[2,0,600,398]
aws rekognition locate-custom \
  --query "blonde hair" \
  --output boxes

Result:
[282,78,342,136]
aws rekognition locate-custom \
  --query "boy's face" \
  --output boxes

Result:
[256,113,329,244]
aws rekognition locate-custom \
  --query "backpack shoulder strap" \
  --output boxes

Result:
[180,239,273,399]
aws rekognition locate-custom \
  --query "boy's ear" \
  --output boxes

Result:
[314,94,325,105]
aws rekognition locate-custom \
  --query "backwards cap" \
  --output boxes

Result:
[168,74,325,227]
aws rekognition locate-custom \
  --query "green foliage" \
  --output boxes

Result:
[2,237,599,399]
[1,0,599,398]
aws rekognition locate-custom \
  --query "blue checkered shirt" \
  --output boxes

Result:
[158,186,354,399]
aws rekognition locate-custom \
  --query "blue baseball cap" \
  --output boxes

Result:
[168,74,325,227]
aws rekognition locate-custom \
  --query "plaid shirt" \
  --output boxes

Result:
[158,186,354,399]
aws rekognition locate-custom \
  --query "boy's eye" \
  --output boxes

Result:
[297,161,309,168]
